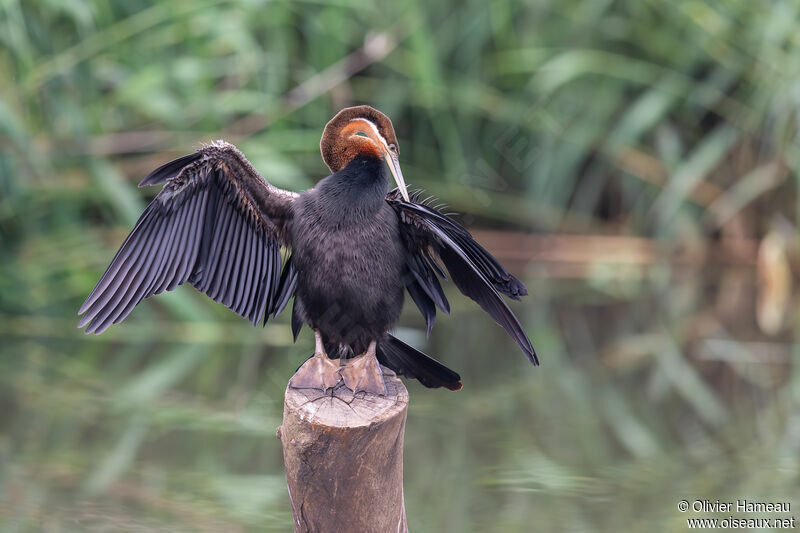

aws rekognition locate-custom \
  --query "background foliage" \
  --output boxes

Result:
[1,0,799,531]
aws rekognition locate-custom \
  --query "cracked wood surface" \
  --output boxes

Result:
[278,366,409,533]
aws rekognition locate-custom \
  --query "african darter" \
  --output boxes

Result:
[79,106,538,395]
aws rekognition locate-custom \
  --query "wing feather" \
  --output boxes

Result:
[156,192,196,294]
[240,227,262,317]
[209,202,241,301]
[406,279,436,337]
[234,222,256,315]
[147,204,184,295]
[396,191,527,300]
[79,209,156,314]
[138,152,203,187]
[387,189,538,365]
[267,241,282,314]
[79,209,166,326]
[247,232,267,324]
[262,243,277,325]
[172,188,207,289]
[79,141,297,334]
[271,256,298,317]
[201,192,235,295]
[408,253,449,313]
[222,210,246,308]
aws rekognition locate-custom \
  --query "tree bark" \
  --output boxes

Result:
[277,367,409,533]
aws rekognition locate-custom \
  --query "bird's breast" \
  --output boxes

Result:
[289,195,406,308]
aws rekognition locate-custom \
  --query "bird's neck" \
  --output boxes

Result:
[317,156,389,219]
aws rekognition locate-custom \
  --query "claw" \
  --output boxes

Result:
[339,341,386,396]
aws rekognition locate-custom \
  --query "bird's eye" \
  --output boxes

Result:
[388,144,398,154]
[355,131,369,138]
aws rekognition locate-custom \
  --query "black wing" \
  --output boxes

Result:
[79,141,298,334]
[386,189,537,365]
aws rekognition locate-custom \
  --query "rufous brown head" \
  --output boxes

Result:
[320,105,408,200]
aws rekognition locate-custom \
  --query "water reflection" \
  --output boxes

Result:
[0,265,797,532]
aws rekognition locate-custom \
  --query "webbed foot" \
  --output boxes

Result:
[289,330,342,392]
[339,341,386,396]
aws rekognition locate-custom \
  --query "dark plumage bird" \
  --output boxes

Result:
[78,106,538,395]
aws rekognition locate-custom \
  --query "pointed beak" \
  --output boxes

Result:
[384,152,410,201]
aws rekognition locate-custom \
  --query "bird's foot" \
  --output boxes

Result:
[339,342,386,396]
[289,351,342,392]
[289,330,342,392]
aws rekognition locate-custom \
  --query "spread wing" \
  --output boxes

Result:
[79,141,298,334]
[386,189,537,365]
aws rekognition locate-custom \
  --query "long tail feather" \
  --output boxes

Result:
[377,335,462,390]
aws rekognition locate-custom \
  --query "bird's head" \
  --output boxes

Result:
[320,105,409,201]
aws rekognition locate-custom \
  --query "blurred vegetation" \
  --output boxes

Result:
[1,0,800,531]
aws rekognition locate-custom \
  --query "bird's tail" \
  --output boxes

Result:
[377,335,462,391]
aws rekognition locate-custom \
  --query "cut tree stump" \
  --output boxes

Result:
[277,366,409,533]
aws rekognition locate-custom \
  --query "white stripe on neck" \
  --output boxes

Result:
[349,118,387,147]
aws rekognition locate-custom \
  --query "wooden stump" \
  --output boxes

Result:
[277,367,409,533]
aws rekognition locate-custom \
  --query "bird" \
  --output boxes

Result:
[78,105,538,395]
